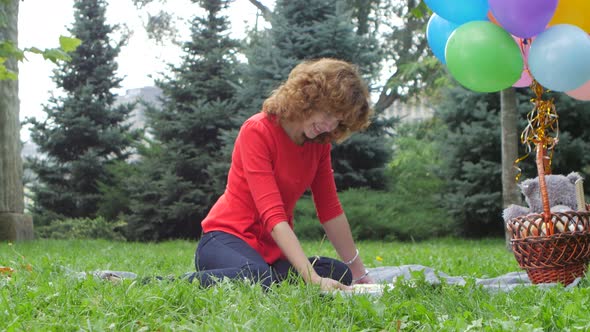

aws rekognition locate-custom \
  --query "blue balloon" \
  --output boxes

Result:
[424,0,488,24]
[529,24,590,92]
[426,14,459,64]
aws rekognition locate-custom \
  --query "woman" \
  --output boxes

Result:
[192,58,374,291]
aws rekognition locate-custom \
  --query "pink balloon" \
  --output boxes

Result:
[566,79,590,101]
[512,37,533,88]
[513,69,533,88]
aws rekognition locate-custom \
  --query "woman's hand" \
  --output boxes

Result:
[313,275,352,291]
[352,272,375,284]
[351,266,375,284]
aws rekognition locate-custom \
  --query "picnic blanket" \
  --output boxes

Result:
[367,265,582,292]
[69,264,582,294]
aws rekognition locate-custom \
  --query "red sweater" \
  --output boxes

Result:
[201,112,343,263]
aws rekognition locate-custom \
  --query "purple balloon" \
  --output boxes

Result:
[489,0,558,38]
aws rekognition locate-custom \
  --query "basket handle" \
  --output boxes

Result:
[536,142,553,234]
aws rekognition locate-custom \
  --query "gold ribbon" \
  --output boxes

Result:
[514,79,559,181]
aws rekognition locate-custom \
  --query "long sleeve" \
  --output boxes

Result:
[238,120,289,233]
[310,144,343,223]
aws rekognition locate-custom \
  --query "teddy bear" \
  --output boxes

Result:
[502,172,584,224]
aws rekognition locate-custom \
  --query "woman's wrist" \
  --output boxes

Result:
[352,269,370,284]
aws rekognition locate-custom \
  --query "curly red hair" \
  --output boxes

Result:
[262,58,372,143]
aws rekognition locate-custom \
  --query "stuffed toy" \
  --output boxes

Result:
[503,172,584,223]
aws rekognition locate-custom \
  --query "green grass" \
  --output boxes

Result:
[2,238,590,331]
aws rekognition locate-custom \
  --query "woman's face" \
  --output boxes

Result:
[302,111,342,140]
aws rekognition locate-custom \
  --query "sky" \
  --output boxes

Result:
[17,0,272,141]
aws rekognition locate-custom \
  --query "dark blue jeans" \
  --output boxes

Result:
[188,231,352,288]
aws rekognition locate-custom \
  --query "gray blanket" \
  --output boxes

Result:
[72,264,582,292]
[367,265,581,292]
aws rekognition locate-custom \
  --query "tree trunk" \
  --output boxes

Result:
[500,87,520,250]
[0,0,34,241]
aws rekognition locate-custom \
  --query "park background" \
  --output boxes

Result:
[3,1,590,330]
[13,0,590,243]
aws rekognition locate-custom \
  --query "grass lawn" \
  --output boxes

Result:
[2,238,590,331]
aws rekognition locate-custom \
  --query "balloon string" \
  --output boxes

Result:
[513,80,559,181]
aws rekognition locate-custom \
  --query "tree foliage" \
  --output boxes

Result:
[26,0,137,225]
[124,0,241,241]
[386,119,451,228]
[351,0,448,113]
[436,87,504,237]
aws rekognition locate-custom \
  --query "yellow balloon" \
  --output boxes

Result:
[548,0,590,33]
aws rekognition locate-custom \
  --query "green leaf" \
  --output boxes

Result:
[409,1,430,19]
[22,36,79,64]
[410,7,423,18]
[42,48,72,63]
[59,36,82,52]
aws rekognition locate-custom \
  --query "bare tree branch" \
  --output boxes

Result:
[247,0,273,22]
[374,84,400,114]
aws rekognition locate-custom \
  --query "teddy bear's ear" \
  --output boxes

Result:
[520,178,538,197]
[567,172,583,184]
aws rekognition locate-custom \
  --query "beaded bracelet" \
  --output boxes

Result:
[352,269,370,284]
[344,248,359,265]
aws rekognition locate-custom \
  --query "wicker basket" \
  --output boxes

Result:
[506,207,590,285]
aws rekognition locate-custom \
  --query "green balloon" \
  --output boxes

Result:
[445,21,523,93]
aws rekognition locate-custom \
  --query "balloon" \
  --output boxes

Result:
[513,37,533,88]
[426,14,459,64]
[549,0,590,33]
[513,70,533,88]
[445,21,522,92]
[424,0,488,25]
[529,24,590,92]
[489,0,558,38]
[566,79,590,101]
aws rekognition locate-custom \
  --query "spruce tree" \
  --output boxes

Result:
[436,87,503,237]
[27,0,137,224]
[125,0,240,240]
[224,0,389,190]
